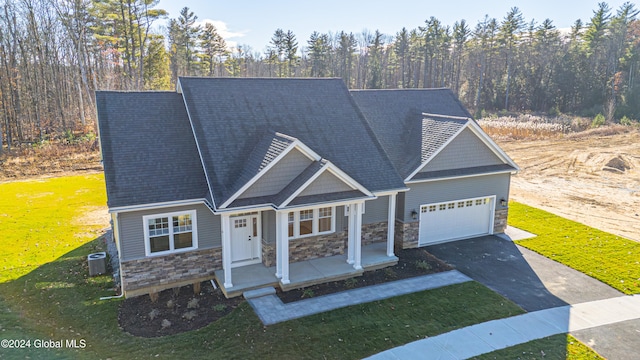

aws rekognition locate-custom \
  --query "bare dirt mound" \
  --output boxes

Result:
[500,130,640,241]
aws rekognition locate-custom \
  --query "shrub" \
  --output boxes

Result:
[620,116,636,126]
[415,260,432,271]
[344,278,359,289]
[149,292,159,303]
[148,309,160,321]
[384,268,397,280]
[182,310,197,321]
[212,304,227,312]
[187,298,199,309]
[166,299,174,309]
[301,289,315,299]
[591,113,606,128]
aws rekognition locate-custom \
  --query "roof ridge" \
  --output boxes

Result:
[178,76,344,81]
[422,112,471,121]
[350,88,452,92]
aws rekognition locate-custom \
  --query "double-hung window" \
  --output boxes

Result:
[143,210,198,256]
[288,207,334,239]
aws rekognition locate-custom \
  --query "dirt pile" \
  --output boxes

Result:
[603,156,631,173]
[500,130,640,242]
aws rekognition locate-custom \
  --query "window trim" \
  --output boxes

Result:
[143,210,198,257]
[288,206,335,239]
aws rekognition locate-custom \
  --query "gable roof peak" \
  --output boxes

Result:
[273,131,299,142]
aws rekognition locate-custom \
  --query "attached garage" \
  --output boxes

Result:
[418,196,495,246]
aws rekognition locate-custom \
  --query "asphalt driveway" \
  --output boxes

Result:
[426,235,621,311]
[426,235,640,358]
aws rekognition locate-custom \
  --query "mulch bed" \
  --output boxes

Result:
[118,281,243,337]
[277,248,452,303]
[118,248,452,337]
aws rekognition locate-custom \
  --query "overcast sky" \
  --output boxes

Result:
[159,0,634,53]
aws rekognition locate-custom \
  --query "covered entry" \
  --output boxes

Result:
[418,196,494,246]
[230,213,261,267]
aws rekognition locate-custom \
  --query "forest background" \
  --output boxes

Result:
[0,0,639,152]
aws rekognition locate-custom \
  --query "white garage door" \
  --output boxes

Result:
[419,196,494,246]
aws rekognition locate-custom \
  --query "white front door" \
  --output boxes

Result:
[230,215,261,266]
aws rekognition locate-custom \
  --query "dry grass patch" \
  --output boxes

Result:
[478,114,573,140]
[0,140,101,181]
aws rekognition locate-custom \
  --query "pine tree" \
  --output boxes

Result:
[199,22,227,76]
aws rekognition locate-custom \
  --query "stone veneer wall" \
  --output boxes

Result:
[262,239,276,267]
[494,208,508,234]
[362,221,388,246]
[120,247,222,296]
[289,231,347,263]
[266,221,390,264]
[394,220,419,250]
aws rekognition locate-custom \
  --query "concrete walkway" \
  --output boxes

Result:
[245,270,472,325]
[366,294,640,359]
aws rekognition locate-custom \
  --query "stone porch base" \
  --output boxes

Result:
[120,247,222,297]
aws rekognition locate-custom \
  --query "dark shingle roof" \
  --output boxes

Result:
[227,131,296,198]
[179,77,405,207]
[421,116,467,163]
[227,160,325,208]
[96,91,208,208]
[350,89,472,178]
[411,164,517,181]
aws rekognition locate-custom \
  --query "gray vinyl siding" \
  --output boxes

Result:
[403,173,511,222]
[238,149,312,199]
[262,210,276,243]
[298,171,353,197]
[363,196,389,224]
[335,205,346,231]
[396,192,406,221]
[117,203,220,261]
[420,128,503,173]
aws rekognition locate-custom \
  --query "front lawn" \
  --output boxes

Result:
[509,202,640,294]
[473,334,603,360]
[0,174,525,359]
[0,174,107,283]
[1,238,524,359]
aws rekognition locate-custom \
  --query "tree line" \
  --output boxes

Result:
[1,0,638,152]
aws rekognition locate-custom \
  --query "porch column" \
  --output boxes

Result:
[221,214,233,288]
[278,211,291,284]
[353,203,363,270]
[275,212,283,278]
[387,194,396,257]
[346,204,355,264]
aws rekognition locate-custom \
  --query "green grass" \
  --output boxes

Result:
[509,202,640,294]
[0,174,528,359]
[0,174,107,283]
[473,334,603,359]
[1,176,613,359]
[1,238,524,359]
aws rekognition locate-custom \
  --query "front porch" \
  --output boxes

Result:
[214,242,398,298]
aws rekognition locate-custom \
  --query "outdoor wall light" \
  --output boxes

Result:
[411,209,418,220]
[500,198,507,207]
